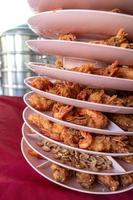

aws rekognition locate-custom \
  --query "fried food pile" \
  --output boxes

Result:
[28,113,133,154]
[92,29,133,49]
[59,28,133,49]
[55,29,133,77]
[109,114,133,131]
[56,30,133,79]
[28,93,133,131]
[70,60,133,80]
[30,77,133,107]
[51,164,133,191]
[58,29,133,49]
[37,139,112,171]
[28,94,109,129]
[28,94,54,111]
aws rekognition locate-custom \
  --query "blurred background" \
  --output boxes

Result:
[0,0,52,96]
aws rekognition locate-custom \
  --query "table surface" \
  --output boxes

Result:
[0,95,133,200]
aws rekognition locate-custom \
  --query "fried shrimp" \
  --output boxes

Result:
[78,108,108,129]
[93,60,119,77]
[60,128,82,147]
[79,131,93,149]
[52,103,73,119]
[71,63,94,73]
[28,94,54,111]
[89,136,111,152]
[30,77,53,91]
[77,87,124,106]
[50,81,81,98]
[28,114,53,136]
[71,60,133,79]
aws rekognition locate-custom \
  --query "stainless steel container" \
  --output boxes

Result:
[0,24,43,96]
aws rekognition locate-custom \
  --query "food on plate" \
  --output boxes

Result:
[28,94,109,129]
[87,135,111,152]
[56,33,77,68]
[49,80,81,98]
[71,61,119,77]
[38,139,112,171]
[122,95,133,107]
[28,113,133,153]
[28,94,54,111]
[109,114,133,131]
[52,103,108,129]
[30,77,132,107]
[55,56,63,68]
[28,114,53,137]
[119,174,133,187]
[71,60,133,80]
[57,29,133,49]
[116,66,133,79]
[91,29,133,49]
[119,156,133,164]
[27,149,133,191]
[52,103,73,119]
[78,108,108,128]
[109,135,133,153]
[50,164,133,191]
[51,163,71,182]
[97,175,119,191]
[52,123,67,141]
[30,77,53,91]
[76,172,95,189]
[59,33,77,41]
[28,149,43,159]
[111,8,122,13]
[77,87,125,106]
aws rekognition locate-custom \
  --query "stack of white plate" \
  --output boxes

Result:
[22,0,133,194]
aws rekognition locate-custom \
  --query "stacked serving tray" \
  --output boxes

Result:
[21,0,133,194]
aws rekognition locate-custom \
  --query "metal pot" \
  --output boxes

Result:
[0,24,43,96]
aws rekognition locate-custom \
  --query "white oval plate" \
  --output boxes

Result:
[21,137,133,194]
[26,40,133,66]
[22,123,133,175]
[23,108,133,157]
[24,93,133,136]
[26,62,133,91]
[24,77,133,114]
[27,10,133,40]
[63,57,106,69]
[27,0,133,14]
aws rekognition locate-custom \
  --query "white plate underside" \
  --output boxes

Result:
[26,40,133,66]
[26,62,133,91]
[24,77,133,114]
[23,94,133,136]
[27,0,133,15]
[21,137,133,194]
[27,10,133,40]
